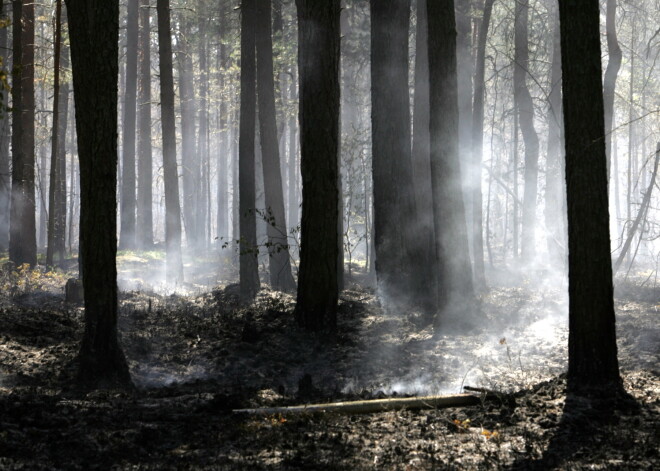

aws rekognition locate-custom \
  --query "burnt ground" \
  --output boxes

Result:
[0,262,658,470]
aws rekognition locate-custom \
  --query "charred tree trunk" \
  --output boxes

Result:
[156,0,183,281]
[0,1,10,252]
[136,0,153,249]
[427,0,474,327]
[370,0,421,303]
[46,0,68,266]
[65,0,131,387]
[470,0,495,290]
[294,0,340,331]
[603,0,621,178]
[9,0,37,267]
[411,0,438,312]
[255,0,296,292]
[119,0,139,250]
[514,0,539,262]
[558,0,622,396]
[238,0,260,300]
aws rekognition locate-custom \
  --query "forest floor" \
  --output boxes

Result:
[0,256,658,470]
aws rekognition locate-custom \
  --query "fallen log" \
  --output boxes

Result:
[233,393,481,415]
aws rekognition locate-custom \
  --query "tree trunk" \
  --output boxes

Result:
[197,16,209,249]
[544,2,566,265]
[603,0,621,178]
[411,0,438,312]
[294,0,340,331]
[177,20,198,249]
[136,0,153,249]
[0,1,10,252]
[514,0,539,262]
[216,3,230,244]
[46,0,68,266]
[427,0,474,327]
[9,0,37,267]
[255,0,296,292]
[65,0,131,388]
[558,0,622,395]
[370,0,416,300]
[156,0,183,281]
[119,0,139,250]
[287,67,299,235]
[239,0,260,300]
[470,0,495,290]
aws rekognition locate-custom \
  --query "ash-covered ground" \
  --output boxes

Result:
[0,260,658,470]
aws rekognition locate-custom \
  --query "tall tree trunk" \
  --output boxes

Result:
[470,0,495,290]
[177,20,198,249]
[197,15,209,249]
[0,0,9,252]
[514,0,539,262]
[255,0,296,292]
[216,3,230,244]
[412,0,438,311]
[427,0,474,327]
[603,0,621,178]
[370,0,422,304]
[119,0,139,250]
[238,0,260,300]
[294,0,340,331]
[156,0,183,281]
[558,0,622,396]
[9,0,37,267]
[544,1,566,264]
[65,0,131,387]
[286,67,298,236]
[136,0,153,249]
[46,0,68,266]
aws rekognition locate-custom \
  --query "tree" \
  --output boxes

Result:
[603,0,622,178]
[238,0,260,300]
[9,0,37,267]
[46,0,68,266]
[156,0,184,281]
[470,0,495,290]
[136,0,153,249]
[65,0,131,387]
[558,0,622,395]
[514,0,539,262]
[294,0,340,331]
[119,0,139,250]
[427,0,474,326]
[370,0,423,304]
[0,1,10,253]
[255,0,296,292]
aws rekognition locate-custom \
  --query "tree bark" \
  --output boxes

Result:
[427,0,474,326]
[65,0,131,387]
[9,0,37,267]
[136,0,153,249]
[46,0,68,266]
[0,1,11,252]
[119,0,139,250]
[514,0,539,262]
[255,0,296,292]
[239,0,260,300]
[294,0,340,331]
[558,0,622,395]
[156,0,183,281]
[470,0,495,290]
[370,0,421,303]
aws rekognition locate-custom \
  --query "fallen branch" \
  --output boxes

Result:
[233,393,481,415]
